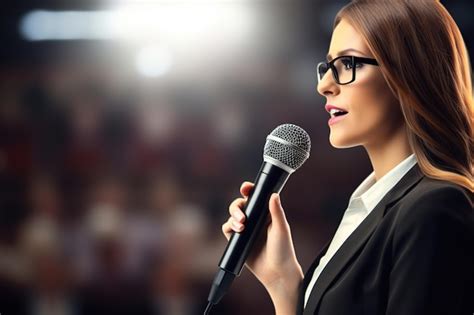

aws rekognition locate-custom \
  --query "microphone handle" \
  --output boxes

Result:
[219,162,290,275]
[206,162,290,310]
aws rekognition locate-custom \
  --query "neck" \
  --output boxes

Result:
[365,124,413,181]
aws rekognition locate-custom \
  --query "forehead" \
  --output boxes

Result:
[328,19,370,58]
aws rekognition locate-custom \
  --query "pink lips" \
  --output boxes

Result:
[328,115,347,126]
[325,104,348,113]
[325,104,349,126]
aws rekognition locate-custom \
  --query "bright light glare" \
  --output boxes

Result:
[19,5,254,42]
[106,0,244,2]
[20,10,116,40]
[135,45,173,77]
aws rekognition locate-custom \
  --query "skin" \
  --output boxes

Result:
[222,18,414,314]
[318,19,413,181]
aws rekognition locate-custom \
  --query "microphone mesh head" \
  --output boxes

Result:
[263,124,311,173]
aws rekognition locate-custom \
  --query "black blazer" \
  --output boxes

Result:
[297,164,473,315]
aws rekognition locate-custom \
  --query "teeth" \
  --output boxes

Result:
[329,108,346,117]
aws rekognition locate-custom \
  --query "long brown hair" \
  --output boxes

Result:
[334,0,473,192]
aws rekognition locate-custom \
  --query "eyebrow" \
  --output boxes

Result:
[326,48,367,60]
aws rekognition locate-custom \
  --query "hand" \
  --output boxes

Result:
[221,181,303,291]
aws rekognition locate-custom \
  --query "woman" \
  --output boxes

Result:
[222,1,473,314]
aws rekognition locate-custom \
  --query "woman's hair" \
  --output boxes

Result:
[334,0,473,192]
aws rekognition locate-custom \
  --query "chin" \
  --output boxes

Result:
[329,133,359,149]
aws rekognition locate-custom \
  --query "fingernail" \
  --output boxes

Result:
[274,193,280,204]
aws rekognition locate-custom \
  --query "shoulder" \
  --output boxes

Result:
[393,177,473,239]
[399,177,472,216]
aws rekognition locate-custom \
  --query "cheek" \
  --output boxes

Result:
[349,73,401,126]
[330,79,402,146]
[347,87,388,127]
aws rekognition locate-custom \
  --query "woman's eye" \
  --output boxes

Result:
[341,59,353,70]
[341,59,363,70]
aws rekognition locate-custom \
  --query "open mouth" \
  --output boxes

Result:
[329,108,349,118]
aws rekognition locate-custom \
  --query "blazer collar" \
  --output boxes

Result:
[300,163,424,315]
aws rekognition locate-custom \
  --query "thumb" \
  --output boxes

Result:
[268,193,289,229]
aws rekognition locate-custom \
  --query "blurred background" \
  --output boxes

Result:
[0,0,472,314]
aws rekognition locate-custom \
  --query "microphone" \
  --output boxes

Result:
[204,123,311,314]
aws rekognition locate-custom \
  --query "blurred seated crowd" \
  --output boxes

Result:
[0,62,319,315]
[0,52,367,314]
[0,68,246,315]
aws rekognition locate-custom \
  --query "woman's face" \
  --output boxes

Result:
[317,19,404,149]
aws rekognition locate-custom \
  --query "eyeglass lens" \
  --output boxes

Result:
[318,57,354,84]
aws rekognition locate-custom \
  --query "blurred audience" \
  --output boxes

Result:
[2,2,470,312]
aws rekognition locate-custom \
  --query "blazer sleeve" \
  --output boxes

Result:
[387,186,473,315]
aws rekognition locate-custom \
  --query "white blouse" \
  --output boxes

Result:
[304,153,418,308]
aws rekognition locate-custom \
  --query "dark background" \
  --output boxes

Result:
[0,1,472,314]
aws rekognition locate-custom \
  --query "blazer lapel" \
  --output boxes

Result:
[297,241,330,314]
[302,164,424,315]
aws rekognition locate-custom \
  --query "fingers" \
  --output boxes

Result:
[222,186,251,240]
[221,181,255,241]
[228,198,246,220]
[222,217,245,241]
[222,218,233,240]
[222,194,288,241]
[240,181,254,198]
[268,193,289,230]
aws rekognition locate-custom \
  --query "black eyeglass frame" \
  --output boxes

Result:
[317,55,379,85]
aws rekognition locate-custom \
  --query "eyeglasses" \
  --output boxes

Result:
[317,55,379,85]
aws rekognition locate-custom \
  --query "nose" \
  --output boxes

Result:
[317,69,340,97]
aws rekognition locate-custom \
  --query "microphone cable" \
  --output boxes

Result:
[203,302,213,315]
